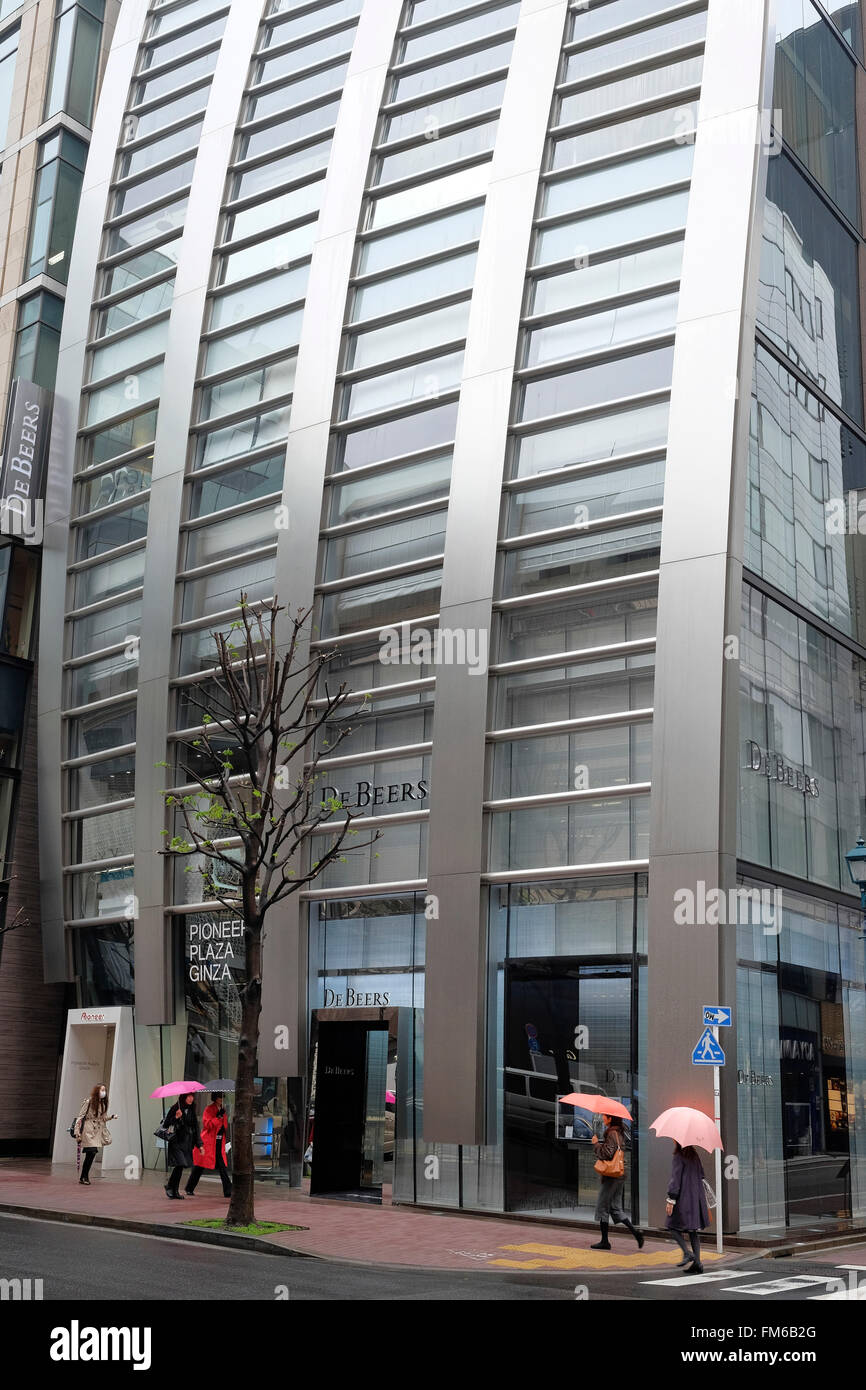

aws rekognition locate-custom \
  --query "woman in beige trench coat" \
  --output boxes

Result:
[74,1084,117,1185]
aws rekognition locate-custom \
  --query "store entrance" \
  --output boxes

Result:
[308,1011,396,1201]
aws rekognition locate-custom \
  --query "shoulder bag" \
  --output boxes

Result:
[594,1131,625,1178]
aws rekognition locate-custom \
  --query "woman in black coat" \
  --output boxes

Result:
[665,1142,710,1273]
[161,1094,203,1200]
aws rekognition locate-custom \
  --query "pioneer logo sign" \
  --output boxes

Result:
[745,741,818,797]
[322,779,428,810]
[187,918,242,982]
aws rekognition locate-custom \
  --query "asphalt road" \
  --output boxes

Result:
[1,1213,864,1305]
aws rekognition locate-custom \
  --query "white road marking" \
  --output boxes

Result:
[641,1270,764,1287]
[726,1275,841,1296]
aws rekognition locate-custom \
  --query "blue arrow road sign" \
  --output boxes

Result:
[692,1028,725,1066]
[703,1006,732,1027]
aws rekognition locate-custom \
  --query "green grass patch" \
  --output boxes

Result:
[186,1218,305,1236]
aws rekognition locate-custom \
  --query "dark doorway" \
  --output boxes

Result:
[309,1019,389,1199]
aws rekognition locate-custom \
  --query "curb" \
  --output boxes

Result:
[0,1202,309,1259]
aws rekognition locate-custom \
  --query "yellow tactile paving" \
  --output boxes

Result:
[488,1242,726,1270]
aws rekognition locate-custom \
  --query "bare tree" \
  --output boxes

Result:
[161,595,378,1226]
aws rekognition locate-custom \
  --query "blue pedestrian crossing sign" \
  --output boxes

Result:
[703,1005,732,1027]
[692,1028,726,1066]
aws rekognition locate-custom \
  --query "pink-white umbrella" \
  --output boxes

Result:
[386,1090,396,1104]
[650,1106,723,1152]
[149,1081,206,1099]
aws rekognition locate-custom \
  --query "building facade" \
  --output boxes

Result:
[36,0,866,1228]
[0,0,118,1155]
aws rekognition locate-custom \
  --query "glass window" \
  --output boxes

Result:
[26,131,88,283]
[339,401,458,470]
[133,46,217,107]
[570,0,699,42]
[113,157,195,218]
[194,403,291,468]
[120,119,203,181]
[508,456,665,535]
[369,163,491,230]
[497,582,658,664]
[13,290,64,390]
[391,37,513,105]
[184,506,277,568]
[324,508,448,581]
[520,343,675,423]
[73,548,146,608]
[240,100,340,162]
[85,362,164,426]
[543,143,693,220]
[78,457,152,514]
[70,595,142,659]
[140,12,225,70]
[558,55,703,126]
[564,9,708,83]
[70,752,135,811]
[255,24,356,84]
[492,723,651,798]
[358,203,483,276]
[233,137,332,201]
[489,796,649,871]
[247,58,348,122]
[376,118,498,185]
[353,250,476,320]
[552,100,699,169]
[0,546,38,660]
[320,567,443,638]
[0,25,19,152]
[105,198,187,258]
[492,653,654,727]
[774,0,858,225]
[124,81,211,141]
[90,319,169,383]
[328,451,452,525]
[536,190,690,265]
[400,2,519,63]
[147,0,228,38]
[44,1,104,126]
[342,349,463,421]
[203,308,302,377]
[383,78,505,143]
[759,151,862,422]
[189,453,284,519]
[102,246,179,297]
[218,220,316,283]
[531,240,683,317]
[198,358,296,422]
[525,291,678,367]
[68,648,138,707]
[209,264,308,331]
[264,0,361,48]
[347,300,470,371]
[80,409,157,470]
[68,701,136,760]
[502,520,662,598]
[97,278,175,337]
[512,399,670,478]
[180,555,275,627]
[76,498,149,558]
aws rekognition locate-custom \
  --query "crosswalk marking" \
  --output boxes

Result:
[811,1285,866,1300]
[726,1275,845,1296]
[641,1270,763,1287]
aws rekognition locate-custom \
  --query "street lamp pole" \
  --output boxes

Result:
[844,836,866,932]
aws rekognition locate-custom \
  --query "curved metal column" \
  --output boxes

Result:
[258,0,405,1078]
[422,0,570,1145]
[37,0,150,982]
[646,0,773,1229]
[133,2,264,1024]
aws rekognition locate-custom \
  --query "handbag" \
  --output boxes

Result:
[594,1131,625,1178]
[702,1177,717,1209]
[153,1123,176,1142]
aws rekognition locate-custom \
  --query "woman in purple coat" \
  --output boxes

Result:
[665,1142,710,1274]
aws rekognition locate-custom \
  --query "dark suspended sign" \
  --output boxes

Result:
[0,379,52,513]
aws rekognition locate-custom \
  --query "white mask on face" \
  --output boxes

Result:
[99,1089,106,1097]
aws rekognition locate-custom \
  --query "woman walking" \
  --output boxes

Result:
[73,1084,117,1185]
[185,1092,232,1198]
[590,1113,644,1250]
[161,1093,202,1200]
[665,1141,710,1273]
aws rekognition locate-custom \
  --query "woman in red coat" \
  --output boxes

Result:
[185,1093,232,1197]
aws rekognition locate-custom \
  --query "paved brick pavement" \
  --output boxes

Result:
[0,1159,737,1273]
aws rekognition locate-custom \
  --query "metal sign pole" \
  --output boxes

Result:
[713,1025,723,1256]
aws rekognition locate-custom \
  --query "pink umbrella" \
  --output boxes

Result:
[386,1090,396,1104]
[149,1081,206,1099]
[559,1093,632,1122]
[650,1106,723,1152]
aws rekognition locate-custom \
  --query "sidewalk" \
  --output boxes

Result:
[0,1159,742,1273]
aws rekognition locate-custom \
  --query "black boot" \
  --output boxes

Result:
[623,1219,644,1249]
[590,1221,611,1250]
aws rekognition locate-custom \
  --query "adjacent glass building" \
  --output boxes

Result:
[35,0,866,1229]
